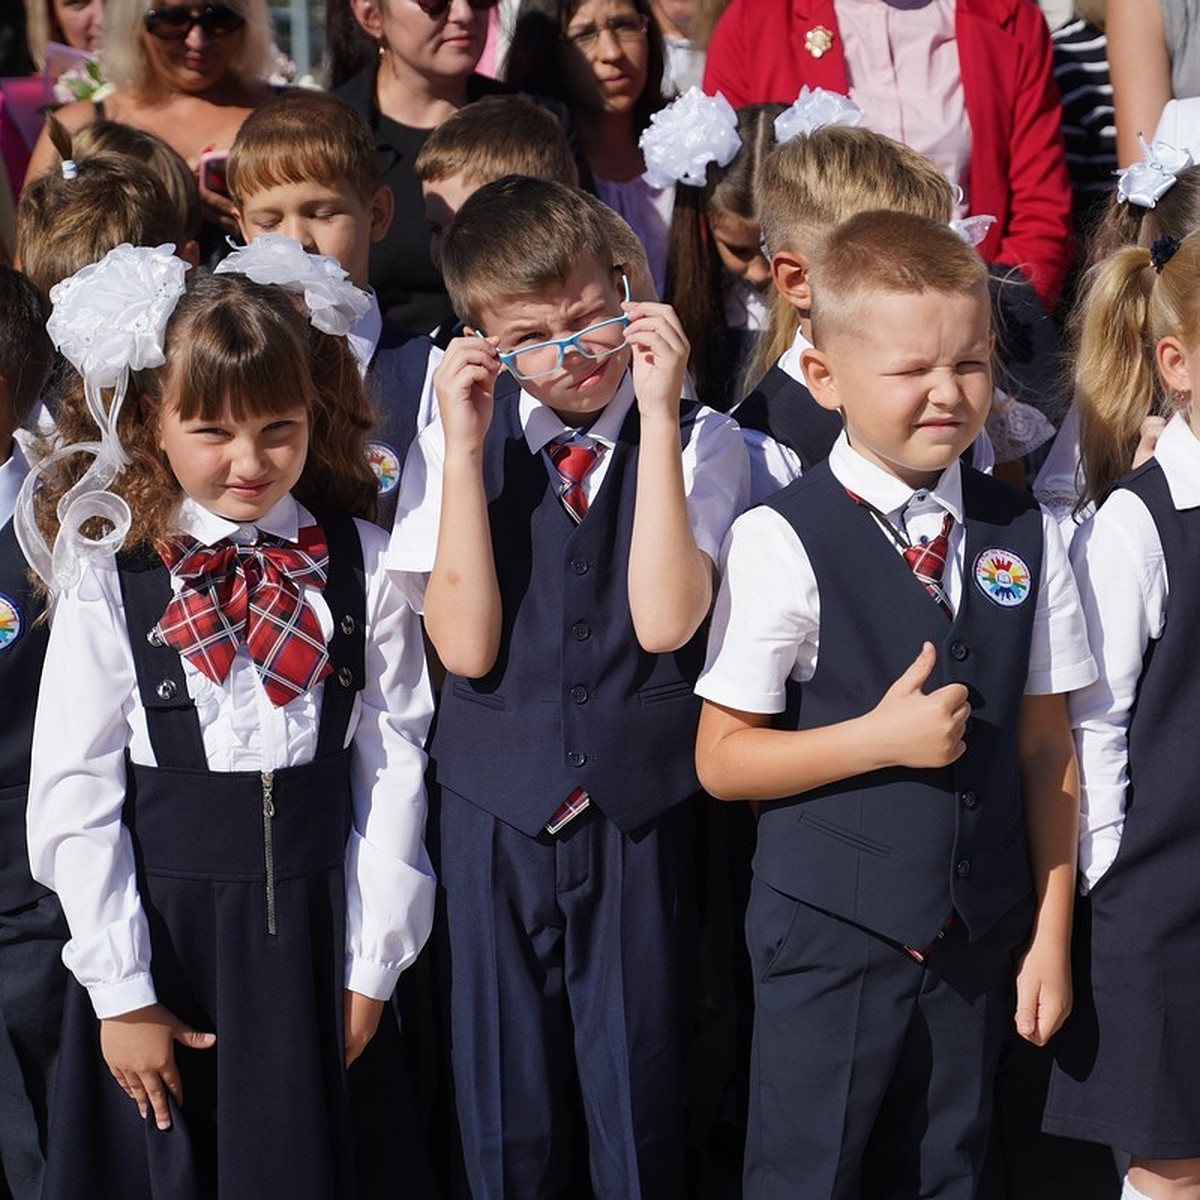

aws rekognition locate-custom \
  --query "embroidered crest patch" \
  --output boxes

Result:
[0,593,22,649]
[973,548,1031,608]
[366,441,401,494]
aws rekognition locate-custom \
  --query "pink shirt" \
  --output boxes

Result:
[834,0,972,214]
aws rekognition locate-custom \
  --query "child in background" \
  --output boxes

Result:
[414,93,579,272]
[1033,144,1200,534]
[1043,230,1200,1200]
[0,267,62,1200]
[24,245,435,1200]
[641,89,783,411]
[696,210,1095,1200]
[228,90,440,529]
[390,175,747,1198]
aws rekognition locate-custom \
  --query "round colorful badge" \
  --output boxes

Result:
[0,594,22,649]
[366,441,401,495]
[973,548,1031,607]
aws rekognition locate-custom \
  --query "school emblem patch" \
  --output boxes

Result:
[0,594,22,649]
[366,441,401,494]
[973,548,1031,608]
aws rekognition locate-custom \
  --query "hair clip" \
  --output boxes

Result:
[214,235,372,336]
[639,87,741,189]
[60,158,78,180]
[773,86,863,144]
[949,214,997,247]
[15,243,190,592]
[1116,135,1193,208]
[1149,233,1181,272]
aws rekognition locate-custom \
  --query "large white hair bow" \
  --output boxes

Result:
[1116,135,1194,208]
[640,87,742,188]
[773,86,863,144]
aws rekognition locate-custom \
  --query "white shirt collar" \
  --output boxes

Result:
[0,441,29,529]
[347,291,384,379]
[778,327,814,385]
[1153,411,1200,510]
[827,430,964,524]
[520,370,638,455]
[173,492,306,546]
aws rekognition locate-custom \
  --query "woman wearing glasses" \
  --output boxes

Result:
[23,0,275,258]
[505,0,670,294]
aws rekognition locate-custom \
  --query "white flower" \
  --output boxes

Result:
[773,86,863,144]
[215,235,372,336]
[640,87,742,189]
[47,244,189,388]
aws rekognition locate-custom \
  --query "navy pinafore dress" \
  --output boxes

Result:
[43,514,377,1200]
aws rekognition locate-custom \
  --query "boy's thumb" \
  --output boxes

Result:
[893,642,937,693]
[174,1028,216,1050]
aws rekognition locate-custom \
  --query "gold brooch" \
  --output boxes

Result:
[805,24,834,57]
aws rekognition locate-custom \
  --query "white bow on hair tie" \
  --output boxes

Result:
[1116,135,1194,208]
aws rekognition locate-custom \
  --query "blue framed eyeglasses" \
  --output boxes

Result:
[485,273,631,381]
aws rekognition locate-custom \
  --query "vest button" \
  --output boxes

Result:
[337,666,354,688]
[567,750,586,768]
[959,790,978,809]
[955,859,972,878]
[571,558,589,575]
[146,626,166,647]
[572,622,590,641]
[340,615,357,635]
[570,685,589,704]
[949,639,969,661]
[155,679,177,701]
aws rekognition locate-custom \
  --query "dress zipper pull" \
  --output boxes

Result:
[261,770,277,936]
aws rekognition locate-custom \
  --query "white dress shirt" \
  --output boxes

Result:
[386,371,750,608]
[697,432,1096,715]
[27,494,436,1018]
[1067,412,1200,889]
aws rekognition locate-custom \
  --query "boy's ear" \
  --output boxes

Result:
[178,239,202,269]
[802,347,841,412]
[369,184,394,244]
[771,249,811,312]
[1157,335,1193,396]
[350,0,384,40]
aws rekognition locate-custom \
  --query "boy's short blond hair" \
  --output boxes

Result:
[441,176,613,327]
[758,125,955,262]
[577,192,654,299]
[810,210,990,346]
[227,91,381,205]
[414,95,579,189]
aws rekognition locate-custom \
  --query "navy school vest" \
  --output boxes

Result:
[734,365,843,472]
[365,321,434,529]
[431,393,707,836]
[0,518,51,911]
[756,462,1044,949]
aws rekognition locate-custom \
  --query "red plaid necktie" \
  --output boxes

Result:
[902,511,954,618]
[155,524,332,707]
[548,437,601,523]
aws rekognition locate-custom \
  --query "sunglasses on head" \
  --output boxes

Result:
[413,0,499,19]
[143,4,246,39]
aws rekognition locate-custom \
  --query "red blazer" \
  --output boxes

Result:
[703,0,1072,307]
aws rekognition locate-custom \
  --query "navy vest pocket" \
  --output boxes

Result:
[450,681,506,710]
[799,810,893,858]
[637,680,695,706]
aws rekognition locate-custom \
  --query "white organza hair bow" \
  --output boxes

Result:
[640,87,742,188]
[1116,135,1194,208]
[773,86,863,144]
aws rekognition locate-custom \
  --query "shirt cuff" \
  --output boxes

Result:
[345,955,402,1002]
[1025,653,1097,697]
[694,676,784,715]
[87,972,158,1020]
[1080,824,1123,893]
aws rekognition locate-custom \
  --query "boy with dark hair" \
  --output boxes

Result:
[389,175,747,1199]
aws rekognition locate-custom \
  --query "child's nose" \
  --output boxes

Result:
[280,220,317,254]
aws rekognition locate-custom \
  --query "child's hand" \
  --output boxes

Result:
[868,643,970,769]
[434,335,501,456]
[343,990,386,1068]
[1131,414,1168,469]
[100,1003,216,1129]
[623,301,689,422]
[1014,937,1072,1045]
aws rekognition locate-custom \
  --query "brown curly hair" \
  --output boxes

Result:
[36,271,378,553]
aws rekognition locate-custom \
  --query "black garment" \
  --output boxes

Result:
[334,68,587,334]
[732,366,842,472]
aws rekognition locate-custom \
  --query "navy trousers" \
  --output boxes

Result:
[744,880,1032,1200]
[438,789,695,1200]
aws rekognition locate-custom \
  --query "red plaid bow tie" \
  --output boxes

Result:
[155,524,332,707]
[549,437,602,523]
[902,511,954,617]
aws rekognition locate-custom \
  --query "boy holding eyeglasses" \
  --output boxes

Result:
[388,175,747,1199]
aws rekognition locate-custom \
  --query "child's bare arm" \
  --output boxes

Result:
[100,1004,216,1130]
[696,642,970,800]
[625,302,713,652]
[1013,691,1079,1046]
[343,991,386,1067]
[423,337,503,678]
